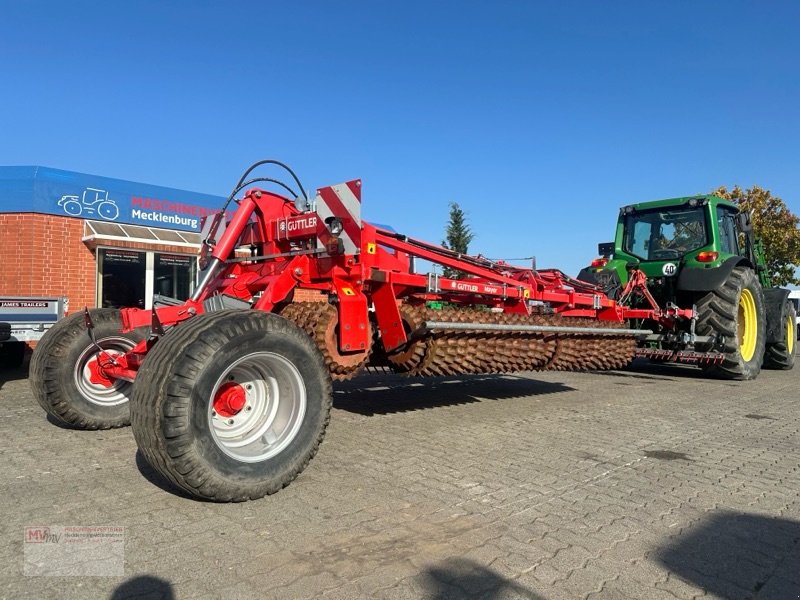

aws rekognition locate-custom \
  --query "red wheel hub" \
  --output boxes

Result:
[213,382,247,418]
[87,352,117,388]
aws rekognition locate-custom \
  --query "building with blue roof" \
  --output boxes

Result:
[0,166,226,312]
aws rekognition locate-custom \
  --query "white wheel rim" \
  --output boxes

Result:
[74,337,136,407]
[208,352,307,463]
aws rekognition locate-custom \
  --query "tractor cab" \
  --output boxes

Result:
[578,193,795,379]
[579,195,751,299]
[623,204,708,263]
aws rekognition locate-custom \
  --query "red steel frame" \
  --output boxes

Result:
[91,183,692,385]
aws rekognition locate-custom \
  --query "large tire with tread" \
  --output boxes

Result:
[695,266,766,380]
[29,309,147,429]
[763,299,796,370]
[130,310,332,502]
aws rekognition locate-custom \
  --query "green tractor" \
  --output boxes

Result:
[578,195,796,380]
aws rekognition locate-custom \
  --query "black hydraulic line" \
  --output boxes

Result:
[232,159,308,202]
[219,159,309,216]
[232,177,298,199]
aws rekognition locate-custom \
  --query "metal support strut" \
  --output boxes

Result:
[418,321,653,337]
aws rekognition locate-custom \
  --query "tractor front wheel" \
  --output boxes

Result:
[695,266,766,380]
[763,299,796,370]
[29,309,147,429]
[130,310,332,502]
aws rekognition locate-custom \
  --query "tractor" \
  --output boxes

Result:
[578,195,796,379]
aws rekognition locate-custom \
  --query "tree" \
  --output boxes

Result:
[712,185,800,286]
[441,202,474,279]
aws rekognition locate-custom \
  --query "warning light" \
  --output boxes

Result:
[697,251,718,263]
[591,258,608,268]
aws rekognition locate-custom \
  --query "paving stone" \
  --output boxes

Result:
[1,360,798,599]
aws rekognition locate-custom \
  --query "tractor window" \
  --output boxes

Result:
[717,206,739,255]
[623,206,708,261]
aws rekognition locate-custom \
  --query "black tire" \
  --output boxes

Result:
[763,299,796,370]
[29,309,147,429]
[695,266,766,380]
[0,342,26,368]
[129,310,332,502]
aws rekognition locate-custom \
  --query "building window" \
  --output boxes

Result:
[155,253,197,301]
[98,249,146,309]
[97,248,196,309]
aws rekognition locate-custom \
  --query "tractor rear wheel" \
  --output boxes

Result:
[695,266,766,380]
[130,310,331,502]
[763,299,796,370]
[29,309,147,429]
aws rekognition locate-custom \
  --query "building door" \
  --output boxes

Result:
[97,248,196,309]
[98,249,147,309]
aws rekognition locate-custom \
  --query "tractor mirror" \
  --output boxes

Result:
[597,242,614,258]
[736,212,752,233]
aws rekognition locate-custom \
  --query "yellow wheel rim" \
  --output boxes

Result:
[738,289,757,362]
[788,314,795,355]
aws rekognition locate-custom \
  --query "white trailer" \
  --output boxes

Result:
[0,297,68,367]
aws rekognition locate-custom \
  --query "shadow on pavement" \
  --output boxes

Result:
[418,558,543,599]
[110,575,175,599]
[0,355,30,391]
[135,450,198,501]
[45,413,87,430]
[621,358,756,383]
[589,358,709,381]
[580,367,679,382]
[333,374,575,416]
[656,511,800,599]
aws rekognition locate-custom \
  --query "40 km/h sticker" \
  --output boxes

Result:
[662,263,677,276]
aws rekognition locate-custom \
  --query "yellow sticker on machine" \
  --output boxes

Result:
[367,243,376,254]
[341,287,356,296]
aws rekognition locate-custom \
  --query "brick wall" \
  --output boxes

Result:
[0,213,95,310]
[0,212,328,318]
[0,213,200,312]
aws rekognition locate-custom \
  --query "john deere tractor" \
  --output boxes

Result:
[578,195,796,380]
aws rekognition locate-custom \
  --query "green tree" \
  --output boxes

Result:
[713,185,800,286]
[442,202,474,279]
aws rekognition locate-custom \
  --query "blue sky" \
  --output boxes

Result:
[1,1,798,275]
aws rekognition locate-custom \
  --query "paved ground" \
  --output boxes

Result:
[1,353,799,600]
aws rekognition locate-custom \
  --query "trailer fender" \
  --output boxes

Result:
[677,256,751,292]
[763,287,791,344]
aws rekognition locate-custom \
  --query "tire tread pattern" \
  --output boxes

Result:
[763,300,796,370]
[694,266,766,380]
[130,310,332,502]
[29,309,142,429]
